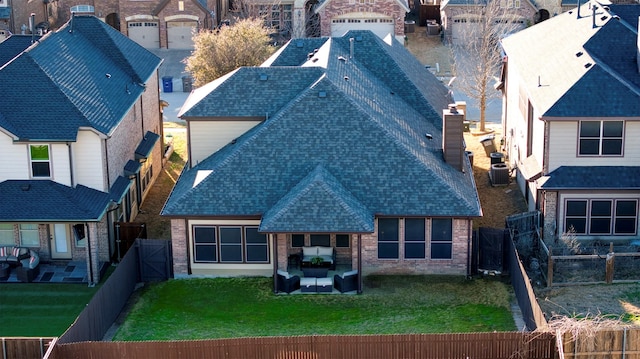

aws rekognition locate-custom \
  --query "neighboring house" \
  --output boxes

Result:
[440,0,538,45]
[4,0,226,49]
[500,3,640,244]
[162,31,482,291]
[0,15,163,285]
[314,0,410,41]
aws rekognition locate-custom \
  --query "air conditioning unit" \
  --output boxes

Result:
[490,163,509,185]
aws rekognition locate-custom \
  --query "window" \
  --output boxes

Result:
[19,224,39,246]
[310,234,330,247]
[0,224,14,245]
[30,144,51,178]
[244,228,268,262]
[336,234,350,248]
[220,227,242,262]
[193,225,269,263]
[291,234,305,247]
[378,218,399,259]
[140,159,153,195]
[579,121,623,156]
[431,219,452,259]
[405,219,426,259]
[565,199,637,235]
[73,224,87,247]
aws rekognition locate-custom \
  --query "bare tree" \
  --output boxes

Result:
[449,0,524,132]
[185,18,275,86]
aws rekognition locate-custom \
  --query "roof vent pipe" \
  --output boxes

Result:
[577,0,581,18]
[349,37,354,59]
[592,5,598,28]
[29,13,35,43]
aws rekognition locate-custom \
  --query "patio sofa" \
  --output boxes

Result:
[300,246,336,269]
[0,246,40,282]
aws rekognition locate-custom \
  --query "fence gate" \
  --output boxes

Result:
[137,239,173,282]
[478,227,509,272]
[114,222,147,261]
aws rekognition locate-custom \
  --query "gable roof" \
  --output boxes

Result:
[501,3,640,118]
[540,166,640,190]
[0,15,162,141]
[0,180,112,222]
[162,31,481,229]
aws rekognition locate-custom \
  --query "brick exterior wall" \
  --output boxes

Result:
[170,218,188,276]
[316,0,407,38]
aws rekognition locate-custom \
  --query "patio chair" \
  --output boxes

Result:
[276,270,300,294]
[334,270,358,293]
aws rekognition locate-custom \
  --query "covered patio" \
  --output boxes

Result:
[0,261,88,283]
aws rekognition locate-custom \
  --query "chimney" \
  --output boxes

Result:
[443,104,465,171]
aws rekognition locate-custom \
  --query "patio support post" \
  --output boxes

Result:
[357,234,362,294]
[272,234,278,293]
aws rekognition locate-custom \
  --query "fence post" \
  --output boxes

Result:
[605,242,614,284]
[547,247,553,287]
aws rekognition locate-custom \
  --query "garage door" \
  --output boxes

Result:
[128,21,159,48]
[451,17,482,45]
[331,18,394,39]
[167,21,198,49]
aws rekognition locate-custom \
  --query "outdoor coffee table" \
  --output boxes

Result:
[300,277,317,293]
[0,263,9,280]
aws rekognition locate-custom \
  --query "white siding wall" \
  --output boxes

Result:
[189,121,262,166]
[51,143,72,186]
[0,132,29,181]
[72,130,105,191]
[547,121,640,173]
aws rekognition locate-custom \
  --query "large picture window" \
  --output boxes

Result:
[378,218,399,259]
[193,225,269,263]
[291,234,305,248]
[431,219,452,259]
[578,121,623,156]
[30,144,51,178]
[565,199,638,235]
[404,218,425,259]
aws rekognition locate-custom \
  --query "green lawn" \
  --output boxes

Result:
[114,275,516,340]
[0,283,100,337]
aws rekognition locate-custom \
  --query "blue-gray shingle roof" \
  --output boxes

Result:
[260,165,374,233]
[0,35,39,66]
[501,3,640,118]
[135,131,160,160]
[0,180,112,222]
[0,15,162,141]
[162,32,482,228]
[541,166,640,190]
[110,176,133,203]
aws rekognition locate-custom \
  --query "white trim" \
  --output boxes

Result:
[165,14,199,22]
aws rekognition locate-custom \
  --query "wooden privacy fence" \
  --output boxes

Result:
[48,332,558,359]
[559,328,640,359]
[0,337,54,359]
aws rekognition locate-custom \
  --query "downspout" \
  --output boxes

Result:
[86,223,95,287]
[104,139,110,191]
[139,97,145,135]
[357,234,362,294]
[185,219,192,274]
[67,142,75,186]
[272,234,278,293]
[466,218,472,278]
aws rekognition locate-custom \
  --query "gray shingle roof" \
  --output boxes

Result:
[0,180,112,222]
[162,32,481,229]
[0,15,162,141]
[501,3,640,118]
[0,35,40,66]
[260,165,374,233]
[541,166,640,190]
